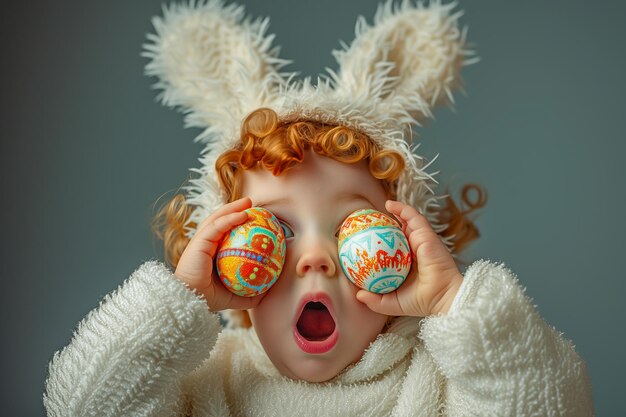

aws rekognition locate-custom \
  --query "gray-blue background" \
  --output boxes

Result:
[2,0,624,415]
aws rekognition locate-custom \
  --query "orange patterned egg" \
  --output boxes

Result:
[216,207,286,297]
[338,209,411,294]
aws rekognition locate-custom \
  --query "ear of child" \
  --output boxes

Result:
[174,197,268,312]
[355,200,463,317]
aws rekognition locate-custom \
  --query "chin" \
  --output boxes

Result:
[284,359,345,383]
[302,373,335,383]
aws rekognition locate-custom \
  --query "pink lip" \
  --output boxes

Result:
[293,292,339,354]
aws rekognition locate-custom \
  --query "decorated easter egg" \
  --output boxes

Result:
[338,209,412,294]
[216,207,286,297]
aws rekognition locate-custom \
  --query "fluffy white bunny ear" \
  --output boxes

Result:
[331,0,476,127]
[142,0,290,144]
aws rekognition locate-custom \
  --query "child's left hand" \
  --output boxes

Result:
[356,200,463,317]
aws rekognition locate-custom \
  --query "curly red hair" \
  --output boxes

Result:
[152,108,486,325]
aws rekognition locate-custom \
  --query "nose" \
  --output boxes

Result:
[295,239,337,277]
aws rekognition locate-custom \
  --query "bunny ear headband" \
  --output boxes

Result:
[143,0,476,241]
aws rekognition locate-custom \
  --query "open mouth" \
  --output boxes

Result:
[296,302,336,341]
[293,297,339,354]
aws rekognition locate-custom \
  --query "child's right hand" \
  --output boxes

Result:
[174,197,263,311]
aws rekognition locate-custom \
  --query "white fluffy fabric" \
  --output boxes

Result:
[142,0,477,241]
[44,261,594,416]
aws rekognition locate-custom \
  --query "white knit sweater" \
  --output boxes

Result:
[43,260,594,416]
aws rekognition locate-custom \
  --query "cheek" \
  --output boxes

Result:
[338,281,388,336]
[249,277,295,332]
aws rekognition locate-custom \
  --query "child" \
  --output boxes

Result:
[44,1,594,416]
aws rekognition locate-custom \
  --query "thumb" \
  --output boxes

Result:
[356,290,404,316]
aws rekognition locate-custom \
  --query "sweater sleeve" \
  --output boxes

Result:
[419,260,594,417]
[43,260,222,417]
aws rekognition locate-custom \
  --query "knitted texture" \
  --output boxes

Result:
[420,261,595,416]
[44,261,594,416]
[43,261,220,417]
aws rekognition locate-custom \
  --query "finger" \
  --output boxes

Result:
[227,291,267,310]
[385,200,425,236]
[199,273,266,311]
[191,211,249,258]
[196,197,251,234]
[209,286,266,311]
[392,204,439,251]
[395,203,430,233]
[197,197,252,232]
[385,199,403,214]
[385,200,409,234]
[355,290,406,316]
[386,200,450,263]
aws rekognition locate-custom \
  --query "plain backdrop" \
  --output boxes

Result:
[2,0,625,415]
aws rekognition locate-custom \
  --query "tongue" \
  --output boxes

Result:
[297,304,336,340]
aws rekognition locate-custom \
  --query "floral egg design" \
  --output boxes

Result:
[216,207,286,297]
[338,209,412,294]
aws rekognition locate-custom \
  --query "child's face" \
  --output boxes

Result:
[241,149,390,382]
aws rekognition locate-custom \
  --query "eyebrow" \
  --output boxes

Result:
[256,194,374,208]
[336,192,375,207]
[255,197,292,208]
